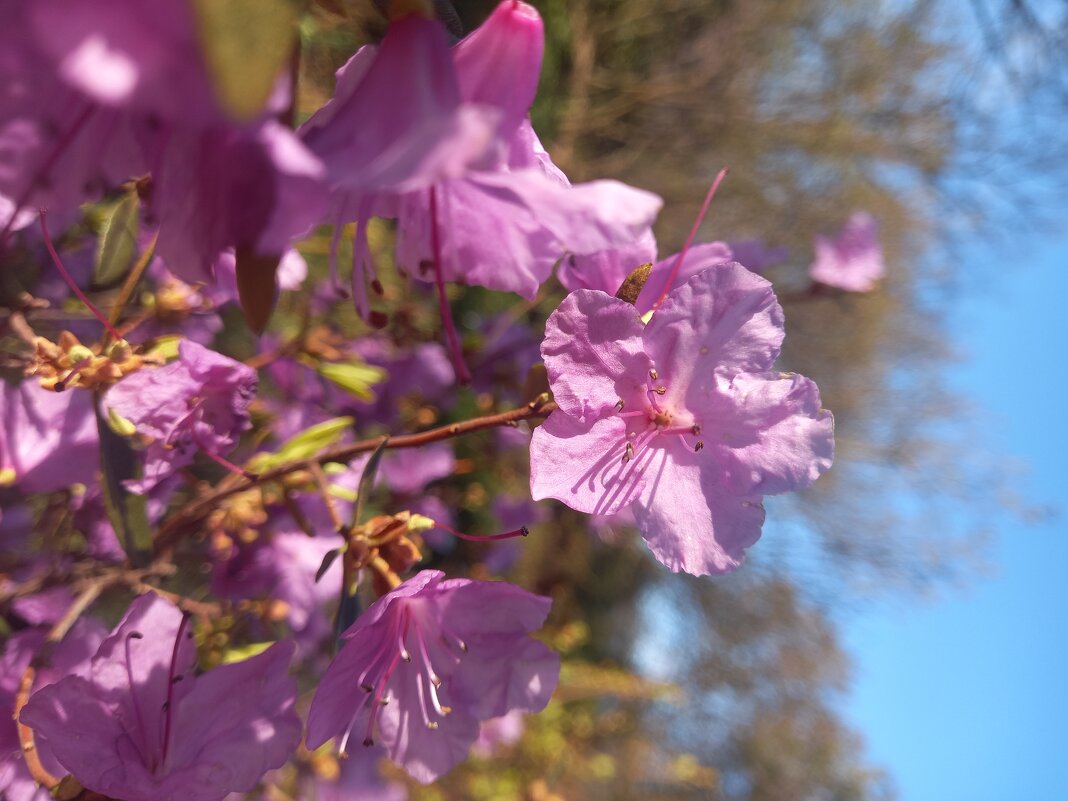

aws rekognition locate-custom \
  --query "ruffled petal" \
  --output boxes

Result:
[541,290,651,420]
[630,452,766,576]
[530,413,653,516]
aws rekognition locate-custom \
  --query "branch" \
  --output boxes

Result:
[155,396,558,551]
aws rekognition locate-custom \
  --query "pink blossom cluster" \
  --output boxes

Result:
[0,0,852,798]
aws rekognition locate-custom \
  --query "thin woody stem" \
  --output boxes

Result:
[155,396,558,552]
[15,666,59,790]
[14,580,108,792]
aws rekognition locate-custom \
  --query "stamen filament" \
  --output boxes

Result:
[123,632,151,767]
[436,522,529,542]
[53,357,92,392]
[160,614,191,769]
[0,105,94,251]
[429,186,471,384]
[651,167,729,311]
[39,210,124,342]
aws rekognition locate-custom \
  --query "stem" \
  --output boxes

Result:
[429,186,471,384]
[155,396,558,552]
[14,666,60,790]
[39,210,124,341]
[0,104,94,253]
[651,167,728,312]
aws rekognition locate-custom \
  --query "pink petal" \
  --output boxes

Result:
[643,263,784,412]
[714,371,835,496]
[530,413,653,517]
[630,453,766,576]
[541,289,651,420]
[454,1,543,132]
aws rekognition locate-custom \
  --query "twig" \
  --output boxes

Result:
[309,462,345,533]
[14,665,59,790]
[155,396,557,552]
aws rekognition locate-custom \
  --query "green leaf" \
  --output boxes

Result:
[92,191,140,289]
[314,361,386,401]
[351,437,388,530]
[192,0,298,122]
[253,416,354,471]
[220,642,273,664]
[94,395,153,566]
[315,547,343,583]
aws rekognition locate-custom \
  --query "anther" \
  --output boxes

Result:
[649,369,658,380]
[361,683,374,693]
[653,386,667,395]
[692,424,702,436]
[622,441,635,464]
[694,441,705,452]
[615,399,625,412]
[363,737,374,747]
[426,721,439,730]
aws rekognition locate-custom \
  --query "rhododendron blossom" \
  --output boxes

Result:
[810,211,885,292]
[106,340,256,491]
[306,570,559,783]
[20,594,301,801]
[530,264,834,575]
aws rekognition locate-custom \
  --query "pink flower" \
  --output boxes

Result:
[530,264,834,576]
[0,381,98,493]
[0,620,105,801]
[306,570,558,784]
[20,594,301,801]
[105,340,256,491]
[809,212,885,292]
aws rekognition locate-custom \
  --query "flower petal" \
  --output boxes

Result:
[541,290,651,420]
[643,263,784,412]
[630,451,766,576]
[530,413,653,516]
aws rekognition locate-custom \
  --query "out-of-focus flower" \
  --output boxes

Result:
[0,381,98,493]
[105,340,256,492]
[809,211,885,292]
[20,594,301,801]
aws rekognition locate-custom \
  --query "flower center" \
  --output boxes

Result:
[614,366,704,464]
[337,604,463,755]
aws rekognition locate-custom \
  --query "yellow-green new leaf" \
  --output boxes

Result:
[93,191,140,288]
[192,0,298,122]
[315,361,386,401]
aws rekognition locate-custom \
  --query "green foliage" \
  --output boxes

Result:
[92,190,140,289]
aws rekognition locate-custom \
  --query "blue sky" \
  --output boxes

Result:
[843,231,1068,800]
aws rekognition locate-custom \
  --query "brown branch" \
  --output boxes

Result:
[155,396,558,552]
[15,665,59,790]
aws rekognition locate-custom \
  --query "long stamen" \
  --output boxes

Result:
[198,446,255,480]
[53,357,92,392]
[123,632,150,765]
[363,645,404,747]
[160,614,192,769]
[436,522,529,542]
[0,105,94,251]
[351,202,372,316]
[328,206,350,299]
[651,167,729,312]
[429,186,471,384]
[39,210,124,342]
